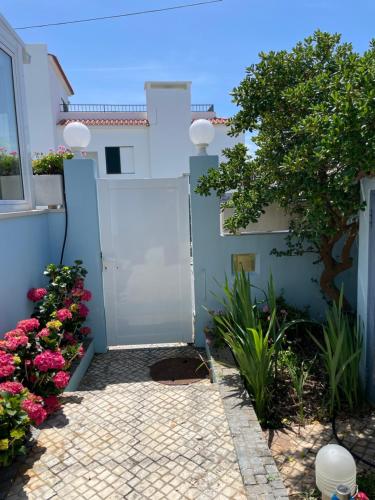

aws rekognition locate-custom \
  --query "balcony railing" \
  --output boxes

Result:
[60,103,215,113]
[191,104,214,112]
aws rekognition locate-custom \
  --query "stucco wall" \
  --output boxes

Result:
[190,155,357,347]
[0,211,64,335]
[24,45,57,155]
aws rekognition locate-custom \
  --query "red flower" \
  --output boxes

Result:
[36,328,50,339]
[53,371,70,389]
[77,303,89,318]
[78,346,85,358]
[17,318,40,333]
[81,290,92,302]
[56,308,73,322]
[79,327,91,336]
[27,288,47,302]
[3,329,28,350]
[0,351,15,378]
[21,396,47,426]
[43,395,61,415]
[33,350,65,372]
[0,381,24,395]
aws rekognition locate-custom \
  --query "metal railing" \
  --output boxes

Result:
[60,103,147,112]
[191,104,214,112]
[60,103,215,113]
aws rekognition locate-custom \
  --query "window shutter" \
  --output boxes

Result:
[105,147,121,174]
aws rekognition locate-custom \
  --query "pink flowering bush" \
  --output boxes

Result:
[0,260,92,466]
[0,383,46,466]
[27,288,47,302]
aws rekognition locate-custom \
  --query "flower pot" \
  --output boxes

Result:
[33,175,64,208]
[0,175,23,200]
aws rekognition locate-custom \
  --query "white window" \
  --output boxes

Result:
[0,18,32,212]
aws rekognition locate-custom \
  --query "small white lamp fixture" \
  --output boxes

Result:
[315,444,356,499]
[189,118,215,155]
[63,121,91,156]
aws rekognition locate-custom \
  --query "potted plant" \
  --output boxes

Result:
[0,148,23,200]
[32,146,73,208]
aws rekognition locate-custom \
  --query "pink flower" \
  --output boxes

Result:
[0,351,15,378]
[81,289,92,302]
[17,318,40,333]
[71,288,84,298]
[21,396,47,426]
[43,395,60,415]
[79,327,91,336]
[63,332,76,345]
[56,308,73,322]
[77,303,89,318]
[78,346,85,358]
[27,288,47,302]
[3,329,28,350]
[36,328,50,339]
[64,298,73,307]
[74,279,84,290]
[53,371,70,389]
[0,381,24,395]
[33,350,65,372]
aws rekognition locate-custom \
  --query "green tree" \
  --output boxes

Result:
[197,31,375,305]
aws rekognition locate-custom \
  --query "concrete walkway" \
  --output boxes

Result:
[7,345,248,500]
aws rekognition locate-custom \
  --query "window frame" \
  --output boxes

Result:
[0,22,33,212]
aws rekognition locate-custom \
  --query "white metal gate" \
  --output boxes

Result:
[97,177,193,345]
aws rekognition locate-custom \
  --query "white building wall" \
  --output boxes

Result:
[146,82,192,178]
[48,60,70,149]
[23,45,56,155]
[56,125,150,178]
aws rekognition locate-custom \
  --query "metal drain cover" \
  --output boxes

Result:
[149,357,209,385]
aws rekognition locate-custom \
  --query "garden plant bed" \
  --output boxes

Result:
[267,411,375,498]
[205,335,289,499]
[207,334,375,499]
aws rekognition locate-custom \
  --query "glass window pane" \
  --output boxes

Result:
[0,47,23,200]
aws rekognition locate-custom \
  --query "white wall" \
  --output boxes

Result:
[146,82,192,178]
[56,125,150,178]
[48,58,70,149]
[24,45,56,155]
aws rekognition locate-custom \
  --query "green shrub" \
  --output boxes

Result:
[32,147,73,175]
[312,287,363,416]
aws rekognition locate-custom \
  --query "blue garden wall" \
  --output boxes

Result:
[190,155,358,347]
[0,159,107,354]
[0,211,64,335]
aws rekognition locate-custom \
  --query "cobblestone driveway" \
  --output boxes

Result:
[7,345,248,500]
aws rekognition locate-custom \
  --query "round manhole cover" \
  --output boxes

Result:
[149,357,209,385]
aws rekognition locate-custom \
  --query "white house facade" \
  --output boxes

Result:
[24,45,244,179]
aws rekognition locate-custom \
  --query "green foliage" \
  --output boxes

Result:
[36,260,87,325]
[280,350,312,425]
[32,148,73,175]
[358,472,375,498]
[311,287,363,416]
[196,31,375,303]
[216,313,276,423]
[0,390,29,467]
[210,271,307,423]
[0,149,20,176]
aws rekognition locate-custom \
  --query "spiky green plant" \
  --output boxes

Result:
[312,287,363,416]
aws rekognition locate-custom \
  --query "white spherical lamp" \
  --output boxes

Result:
[189,119,215,155]
[63,122,91,154]
[315,444,356,499]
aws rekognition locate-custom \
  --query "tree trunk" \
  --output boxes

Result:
[319,224,358,308]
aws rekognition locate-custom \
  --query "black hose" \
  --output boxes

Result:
[332,414,375,468]
[59,174,68,266]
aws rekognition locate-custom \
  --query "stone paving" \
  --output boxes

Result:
[266,412,375,498]
[7,345,249,500]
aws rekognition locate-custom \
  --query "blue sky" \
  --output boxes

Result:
[2,0,375,117]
